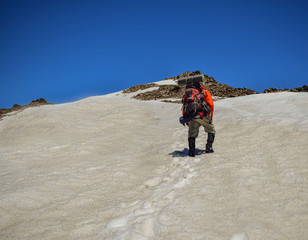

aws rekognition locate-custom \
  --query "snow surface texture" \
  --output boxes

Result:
[0,86,307,239]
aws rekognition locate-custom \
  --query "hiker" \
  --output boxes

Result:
[180,80,216,157]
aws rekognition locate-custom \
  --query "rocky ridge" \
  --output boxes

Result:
[124,71,307,102]
[264,85,308,93]
[0,98,52,120]
[125,71,256,102]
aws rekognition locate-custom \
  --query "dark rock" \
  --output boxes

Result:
[263,85,308,93]
[263,88,289,93]
[12,104,21,109]
[290,85,308,92]
[29,98,50,106]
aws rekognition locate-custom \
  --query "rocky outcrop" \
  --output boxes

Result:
[133,71,256,101]
[131,71,307,102]
[264,85,308,93]
[290,85,308,92]
[134,85,184,101]
[164,70,203,80]
[263,88,289,93]
[202,75,256,97]
[122,83,158,93]
[0,98,52,120]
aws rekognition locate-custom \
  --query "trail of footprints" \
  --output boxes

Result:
[100,134,201,239]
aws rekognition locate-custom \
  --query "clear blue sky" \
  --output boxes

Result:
[1,0,307,108]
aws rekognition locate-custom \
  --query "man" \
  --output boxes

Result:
[185,81,216,157]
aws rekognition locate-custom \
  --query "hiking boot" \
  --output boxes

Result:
[189,149,196,157]
[188,137,195,157]
[206,133,215,153]
[205,147,214,153]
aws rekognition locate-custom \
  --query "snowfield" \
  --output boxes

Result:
[0,86,307,239]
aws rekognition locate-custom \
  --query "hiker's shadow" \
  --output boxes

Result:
[169,148,205,158]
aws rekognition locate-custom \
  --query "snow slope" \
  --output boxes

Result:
[0,87,307,239]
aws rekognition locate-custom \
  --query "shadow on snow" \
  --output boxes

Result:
[169,148,206,158]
